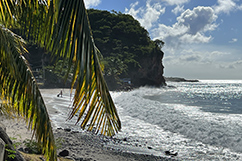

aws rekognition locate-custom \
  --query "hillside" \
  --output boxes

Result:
[24,9,166,90]
[87,9,166,90]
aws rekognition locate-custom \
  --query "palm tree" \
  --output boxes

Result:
[0,0,121,160]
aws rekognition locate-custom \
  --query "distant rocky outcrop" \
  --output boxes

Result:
[165,77,199,82]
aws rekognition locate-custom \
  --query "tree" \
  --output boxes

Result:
[154,39,165,49]
[0,0,121,160]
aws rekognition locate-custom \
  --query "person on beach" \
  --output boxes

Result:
[57,90,63,97]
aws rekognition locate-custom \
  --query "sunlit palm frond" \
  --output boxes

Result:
[0,0,25,27]
[2,0,121,156]
[19,0,121,136]
[46,0,121,136]
[0,25,57,161]
[0,0,13,25]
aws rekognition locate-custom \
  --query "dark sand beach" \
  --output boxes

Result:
[1,114,177,161]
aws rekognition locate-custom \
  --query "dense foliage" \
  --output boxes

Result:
[87,9,165,89]
[25,9,165,90]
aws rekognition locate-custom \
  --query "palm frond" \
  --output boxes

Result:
[2,0,120,148]
[0,25,57,161]
[48,0,121,136]
[19,0,121,136]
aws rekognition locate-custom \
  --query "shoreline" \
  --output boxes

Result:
[54,128,178,161]
[2,117,178,161]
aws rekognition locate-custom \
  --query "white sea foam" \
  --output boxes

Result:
[40,80,242,160]
[111,81,242,160]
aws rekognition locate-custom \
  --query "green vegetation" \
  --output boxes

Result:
[87,9,165,89]
[5,148,16,160]
[23,139,42,154]
[23,9,166,90]
[5,137,21,161]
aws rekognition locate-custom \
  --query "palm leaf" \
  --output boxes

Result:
[19,0,121,136]
[0,25,57,161]
[48,0,121,136]
[1,1,121,161]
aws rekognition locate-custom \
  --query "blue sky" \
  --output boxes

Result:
[84,0,242,80]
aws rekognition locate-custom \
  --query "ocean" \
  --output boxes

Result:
[41,80,242,160]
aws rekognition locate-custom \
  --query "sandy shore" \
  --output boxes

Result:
[0,116,178,161]
[0,89,178,161]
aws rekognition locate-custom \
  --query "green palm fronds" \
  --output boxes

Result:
[47,0,121,136]
[0,25,56,161]
[19,0,121,136]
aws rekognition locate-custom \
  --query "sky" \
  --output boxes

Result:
[84,0,242,80]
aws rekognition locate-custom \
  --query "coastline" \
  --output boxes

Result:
[1,116,178,161]
[164,77,199,82]
[54,128,178,161]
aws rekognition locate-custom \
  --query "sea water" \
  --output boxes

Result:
[41,80,242,160]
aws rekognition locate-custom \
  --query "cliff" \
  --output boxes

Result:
[130,50,166,87]
[88,9,166,90]
[25,9,166,90]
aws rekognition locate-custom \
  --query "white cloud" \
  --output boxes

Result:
[172,5,185,15]
[229,38,238,43]
[164,48,231,65]
[177,7,217,34]
[239,4,242,10]
[213,0,236,14]
[180,33,212,44]
[125,0,165,30]
[219,60,242,69]
[163,46,242,79]
[152,6,218,49]
[84,0,101,8]
[162,0,190,6]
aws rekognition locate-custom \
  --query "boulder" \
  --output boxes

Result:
[59,149,69,157]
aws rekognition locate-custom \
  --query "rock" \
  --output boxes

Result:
[165,150,178,156]
[165,77,199,82]
[130,49,166,88]
[59,149,69,157]
[147,146,153,149]
[18,147,24,152]
[64,128,71,132]
[123,138,127,141]
[71,131,79,134]
[24,147,30,153]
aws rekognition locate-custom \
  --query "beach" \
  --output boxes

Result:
[1,87,177,161]
[3,80,242,160]
[1,117,176,161]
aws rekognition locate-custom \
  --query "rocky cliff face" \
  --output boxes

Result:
[87,9,167,90]
[104,48,166,91]
[128,50,166,88]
